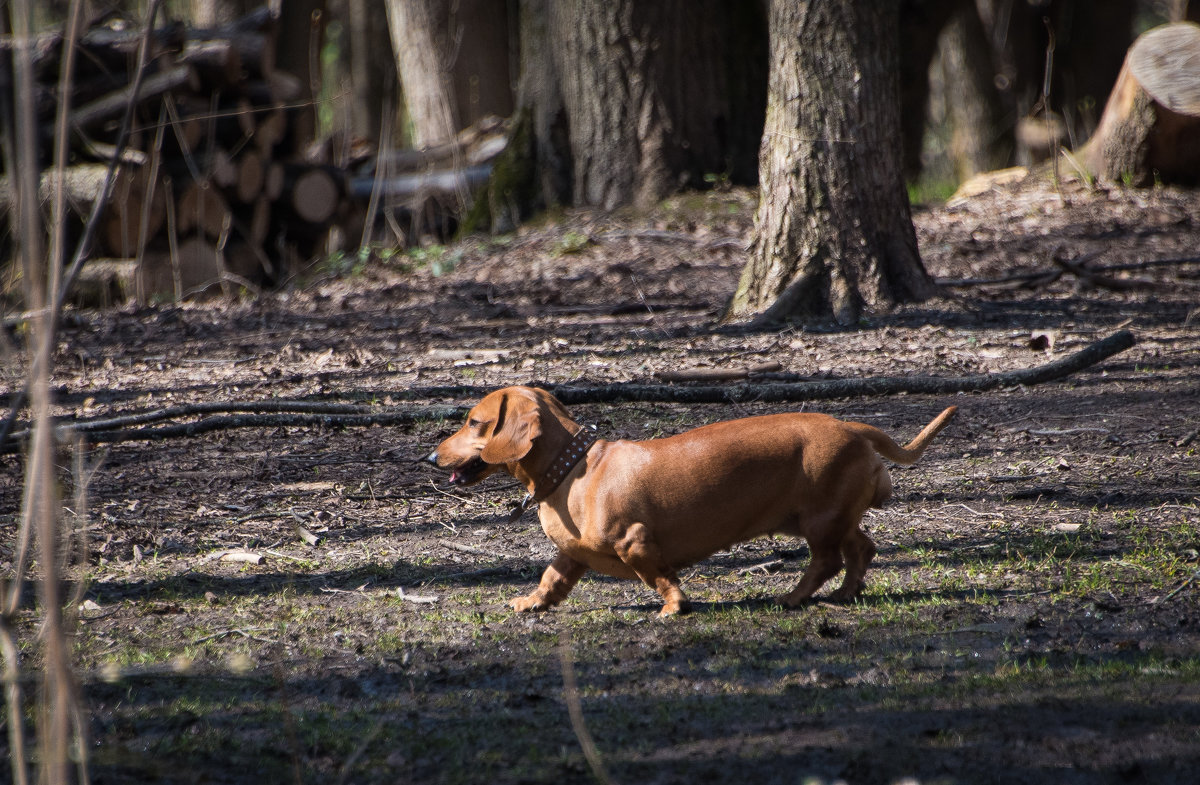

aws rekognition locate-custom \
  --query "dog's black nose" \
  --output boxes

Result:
[419,450,439,466]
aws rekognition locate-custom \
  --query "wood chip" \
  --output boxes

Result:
[290,508,322,546]
[217,549,263,564]
[396,587,439,604]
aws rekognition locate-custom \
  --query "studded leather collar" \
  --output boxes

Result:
[534,425,596,501]
[507,425,596,522]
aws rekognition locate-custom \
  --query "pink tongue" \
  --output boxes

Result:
[449,471,460,483]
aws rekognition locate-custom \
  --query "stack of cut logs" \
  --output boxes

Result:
[0,6,507,306]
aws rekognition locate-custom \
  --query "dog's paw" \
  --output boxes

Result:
[509,594,550,612]
[658,599,692,617]
[827,582,865,603]
[774,592,813,609]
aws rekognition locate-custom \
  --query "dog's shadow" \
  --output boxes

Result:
[600,588,967,617]
[597,595,824,616]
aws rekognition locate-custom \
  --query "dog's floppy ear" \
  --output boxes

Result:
[480,392,542,464]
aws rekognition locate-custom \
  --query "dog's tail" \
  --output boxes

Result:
[849,406,958,465]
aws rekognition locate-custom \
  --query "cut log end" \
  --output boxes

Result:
[1078,22,1200,185]
[289,168,340,224]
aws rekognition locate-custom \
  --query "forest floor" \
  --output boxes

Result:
[2,172,1199,784]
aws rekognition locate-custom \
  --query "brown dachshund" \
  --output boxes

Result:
[425,386,956,616]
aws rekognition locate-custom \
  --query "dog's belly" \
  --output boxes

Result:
[658,511,798,568]
[538,514,640,579]
[539,500,794,578]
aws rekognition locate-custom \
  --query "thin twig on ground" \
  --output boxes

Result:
[1158,569,1200,604]
[738,559,783,575]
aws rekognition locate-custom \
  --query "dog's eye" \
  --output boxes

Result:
[468,418,490,430]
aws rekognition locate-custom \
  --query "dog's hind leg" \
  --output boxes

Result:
[511,552,587,612]
[828,524,876,602]
[777,540,844,608]
[614,523,691,616]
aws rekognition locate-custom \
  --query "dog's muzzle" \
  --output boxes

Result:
[447,456,488,485]
[421,449,489,486]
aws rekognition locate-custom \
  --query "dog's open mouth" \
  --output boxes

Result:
[448,456,489,486]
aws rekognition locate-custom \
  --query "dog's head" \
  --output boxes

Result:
[423,386,572,486]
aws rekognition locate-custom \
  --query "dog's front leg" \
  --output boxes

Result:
[510,552,587,612]
[615,523,691,616]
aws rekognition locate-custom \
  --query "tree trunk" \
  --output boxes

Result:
[939,2,1010,180]
[546,0,764,210]
[547,0,670,209]
[511,0,573,212]
[726,1,935,327]
[1176,0,1200,23]
[465,0,764,231]
[385,0,458,147]
[1078,22,1200,186]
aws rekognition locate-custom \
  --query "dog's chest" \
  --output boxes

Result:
[537,505,585,553]
[537,502,621,563]
[537,506,635,578]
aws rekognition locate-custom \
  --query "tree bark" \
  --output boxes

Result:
[547,0,764,210]
[513,0,571,210]
[548,0,671,209]
[726,1,935,327]
[385,0,458,147]
[939,2,1010,180]
[464,0,764,229]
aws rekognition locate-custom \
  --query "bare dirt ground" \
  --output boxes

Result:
[2,174,1199,784]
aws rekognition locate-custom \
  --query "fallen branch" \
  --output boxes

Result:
[936,269,1062,288]
[1157,568,1200,604]
[656,361,781,383]
[395,587,439,604]
[193,627,276,644]
[2,406,467,453]
[1051,254,1192,292]
[12,399,405,440]
[0,331,1135,452]
[550,330,1136,405]
[82,410,464,444]
[937,254,1200,288]
[594,229,745,250]
[211,549,262,565]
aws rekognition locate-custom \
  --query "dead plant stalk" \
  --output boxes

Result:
[3,1,163,782]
